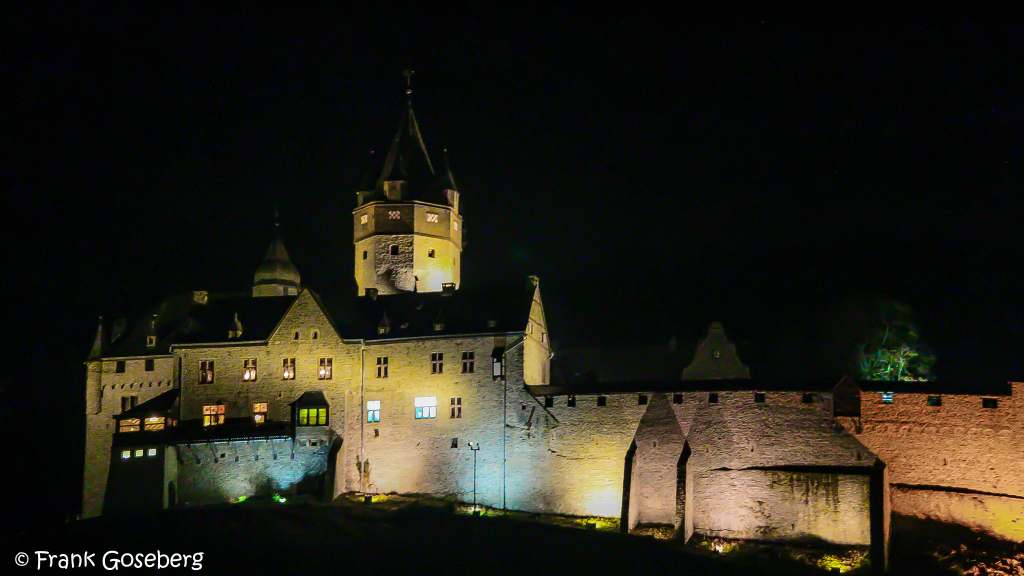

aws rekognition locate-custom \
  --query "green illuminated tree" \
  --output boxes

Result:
[856,301,935,381]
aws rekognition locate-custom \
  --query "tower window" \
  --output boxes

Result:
[115,360,126,373]
[362,250,368,260]
[144,358,154,372]
[318,358,333,380]
[367,400,381,423]
[597,396,607,407]
[450,397,462,418]
[708,392,719,404]
[927,395,942,407]
[360,214,368,225]
[881,392,894,404]
[638,394,648,406]
[202,404,225,427]
[282,358,296,380]
[451,438,458,448]
[426,212,439,223]
[567,395,576,407]
[754,392,766,403]
[982,398,998,409]
[431,352,444,374]
[242,358,258,381]
[389,244,399,256]
[673,393,683,404]
[253,402,268,425]
[120,396,138,413]
[461,351,475,373]
[376,356,388,378]
[414,396,437,419]
[199,360,215,383]
[428,249,435,258]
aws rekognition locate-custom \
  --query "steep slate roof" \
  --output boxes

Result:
[117,389,180,419]
[253,227,301,291]
[174,295,297,345]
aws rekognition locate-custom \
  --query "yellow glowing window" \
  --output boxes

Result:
[203,404,225,427]
[415,396,437,419]
[120,450,131,459]
[199,360,215,383]
[360,214,368,225]
[318,358,333,380]
[119,418,141,433]
[298,407,327,426]
[426,212,439,223]
[253,402,268,425]
[282,358,296,380]
[133,449,144,458]
[144,416,165,431]
[242,358,257,381]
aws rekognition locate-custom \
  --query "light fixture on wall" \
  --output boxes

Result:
[468,442,481,513]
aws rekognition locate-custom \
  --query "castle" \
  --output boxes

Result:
[81,83,1024,568]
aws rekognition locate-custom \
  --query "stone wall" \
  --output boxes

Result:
[891,486,1024,542]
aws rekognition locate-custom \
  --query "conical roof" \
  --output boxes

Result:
[253,226,301,292]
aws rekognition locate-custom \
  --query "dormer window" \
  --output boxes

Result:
[242,358,258,381]
[146,335,156,348]
[199,360,215,384]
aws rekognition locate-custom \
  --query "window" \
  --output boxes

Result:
[146,335,157,348]
[460,351,475,373]
[450,397,462,418]
[282,358,296,380]
[133,449,144,458]
[318,358,333,380]
[426,212,439,223]
[881,392,894,404]
[199,360,215,383]
[367,400,381,423]
[754,392,766,403]
[242,358,257,381]
[144,416,165,431]
[673,393,683,404]
[982,398,998,409]
[121,450,131,460]
[638,394,648,406]
[415,396,437,419]
[253,402,268,425]
[121,396,138,413]
[567,395,576,407]
[927,395,942,407]
[451,438,458,448]
[708,392,719,404]
[428,248,435,258]
[144,358,154,372]
[115,360,126,373]
[431,352,444,374]
[202,404,225,427]
[376,356,388,378]
[597,396,607,407]
[544,396,553,408]
[388,210,401,220]
[492,356,503,378]
[298,407,328,426]
[360,214,369,224]
[362,250,368,260]
[118,418,141,433]
[312,330,319,340]
[293,330,300,340]
[389,244,399,255]
[147,448,157,457]
[801,393,815,404]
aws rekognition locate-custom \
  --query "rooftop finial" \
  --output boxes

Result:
[273,205,280,228]
[403,68,415,98]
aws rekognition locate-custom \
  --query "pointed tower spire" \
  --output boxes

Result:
[252,213,302,297]
[377,69,435,196]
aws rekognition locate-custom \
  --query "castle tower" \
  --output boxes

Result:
[353,72,462,296]
[253,216,301,297]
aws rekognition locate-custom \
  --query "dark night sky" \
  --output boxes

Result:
[5,9,1017,527]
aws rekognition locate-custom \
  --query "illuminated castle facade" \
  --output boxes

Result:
[81,86,1024,567]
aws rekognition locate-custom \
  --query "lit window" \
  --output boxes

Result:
[597,396,607,407]
[318,358,333,380]
[115,360,126,373]
[492,356,503,378]
[144,416,165,431]
[754,392,766,403]
[119,418,141,433]
[134,449,144,458]
[242,358,258,381]
[927,395,942,407]
[389,244,399,256]
[881,392,894,404]
[367,400,381,423]
[146,335,157,348]
[120,450,131,460]
[360,214,369,224]
[426,212,439,223]
[982,398,998,409]
[708,393,719,404]
[203,404,225,427]
[431,352,444,374]
[199,360,215,384]
[282,358,296,380]
[638,394,648,406]
[145,358,154,371]
[388,210,401,220]
[428,249,436,258]
[415,396,437,419]
[121,396,138,413]
[673,393,683,404]
[298,407,328,426]
[253,402,268,425]
[376,356,388,378]
[567,395,576,407]
[461,351,475,373]
[147,448,157,457]
[450,397,462,418]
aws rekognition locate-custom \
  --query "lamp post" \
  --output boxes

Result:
[467,442,481,511]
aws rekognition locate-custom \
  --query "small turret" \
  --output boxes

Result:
[253,213,302,297]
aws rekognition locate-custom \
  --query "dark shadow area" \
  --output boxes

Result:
[889,514,1024,576]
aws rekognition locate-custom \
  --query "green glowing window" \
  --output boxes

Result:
[133,449,144,458]
[298,407,328,426]
[927,395,942,407]
[367,400,381,423]
[415,396,437,419]
[881,392,894,404]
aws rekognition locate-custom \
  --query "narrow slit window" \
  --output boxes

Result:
[567,395,576,407]
[638,394,648,406]
[544,396,553,408]
[673,393,683,404]
[389,244,399,256]
[597,396,607,407]
[754,392,766,403]
[144,358,154,372]
[115,360,126,373]
[708,392,719,404]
